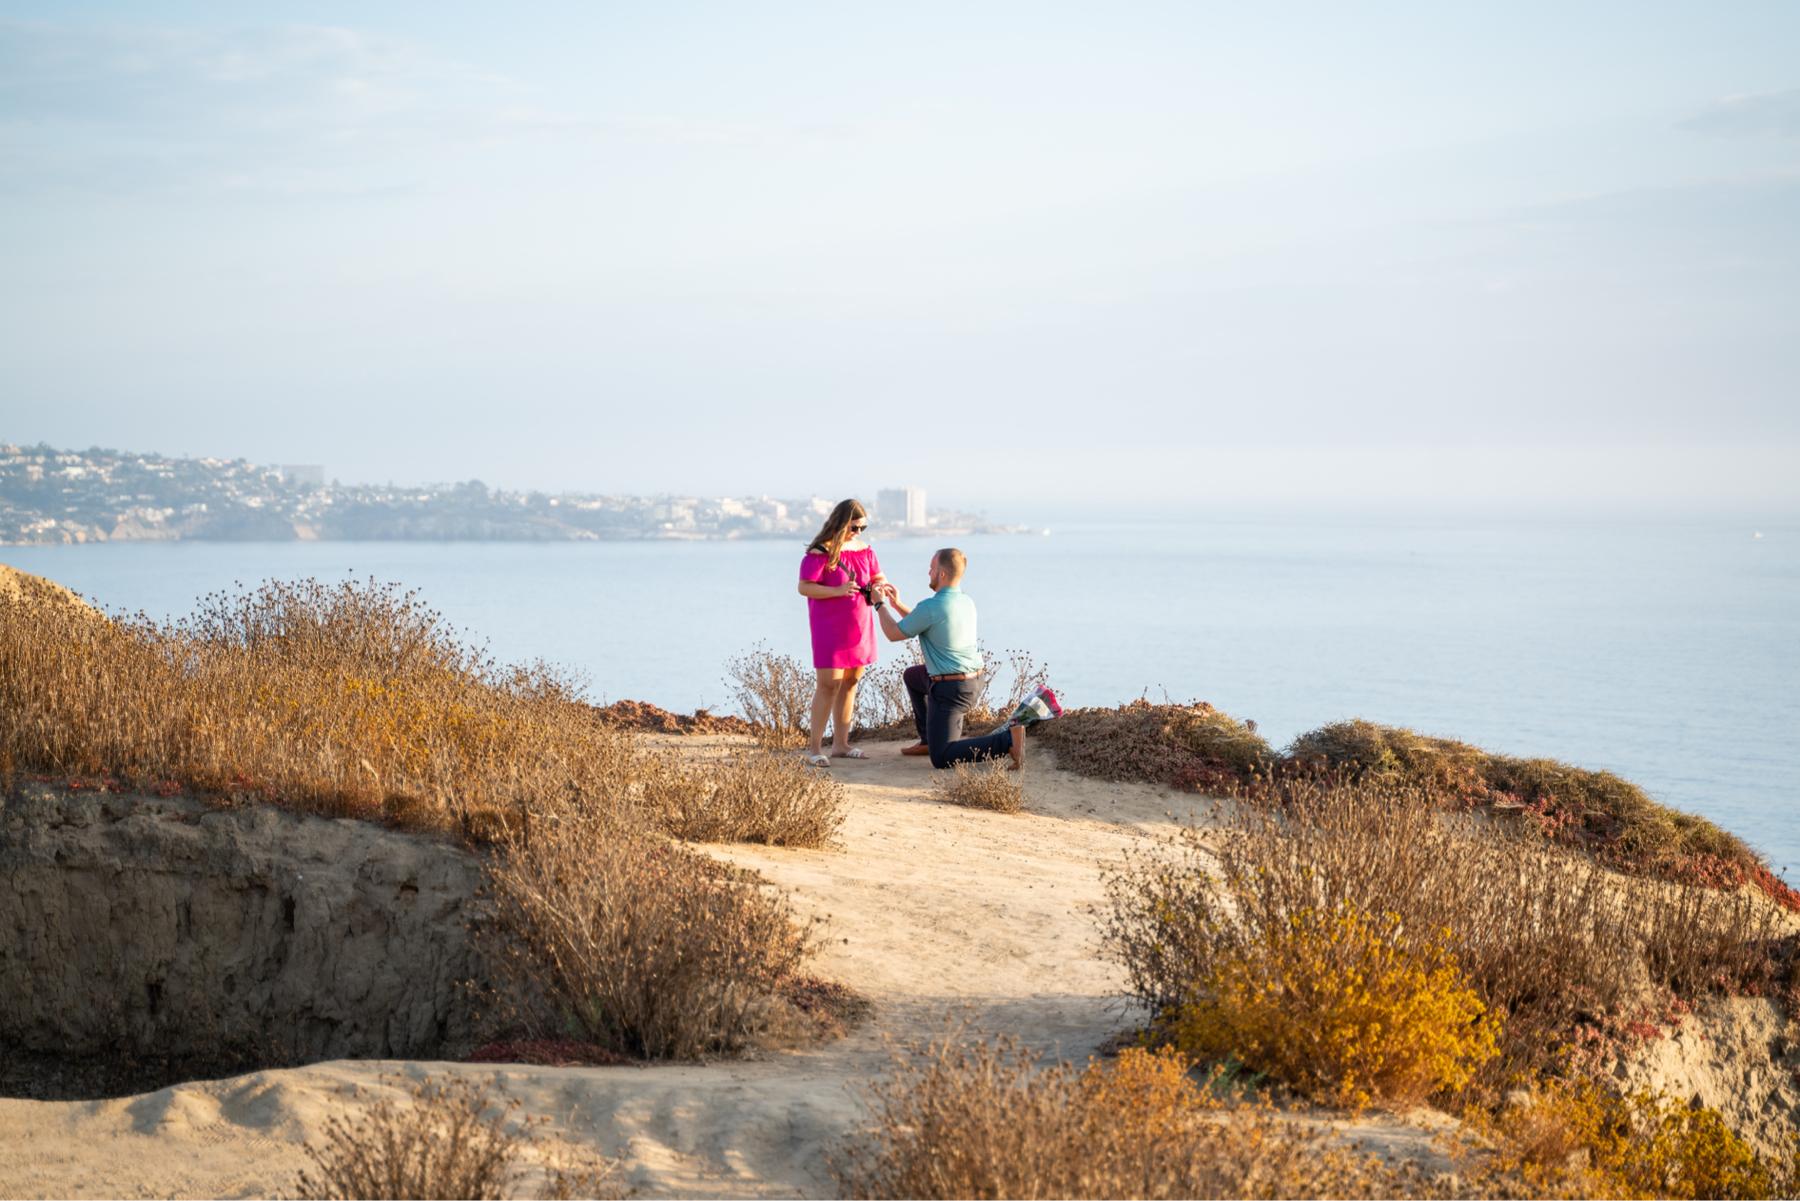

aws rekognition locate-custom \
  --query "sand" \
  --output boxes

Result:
[0,739,1222,1199]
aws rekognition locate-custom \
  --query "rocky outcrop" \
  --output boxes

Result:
[1620,996,1800,1161]
[0,784,488,1065]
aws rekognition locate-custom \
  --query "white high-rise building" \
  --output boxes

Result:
[878,487,927,529]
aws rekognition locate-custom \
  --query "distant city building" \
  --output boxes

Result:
[878,487,927,529]
[276,464,325,487]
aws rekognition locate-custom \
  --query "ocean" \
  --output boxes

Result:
[7,518,1796,878]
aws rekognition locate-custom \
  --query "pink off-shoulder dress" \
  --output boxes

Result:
[799,546,881,670]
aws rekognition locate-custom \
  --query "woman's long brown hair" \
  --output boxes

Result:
[807,498,868,570]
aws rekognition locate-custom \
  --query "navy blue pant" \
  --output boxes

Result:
[904,664,1014,768]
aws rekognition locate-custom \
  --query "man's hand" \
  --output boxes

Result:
[878,602,909,643]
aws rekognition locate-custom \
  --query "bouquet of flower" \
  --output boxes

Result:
[1005,684,1064,729]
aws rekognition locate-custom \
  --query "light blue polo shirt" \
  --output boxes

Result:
[896,585,983,677]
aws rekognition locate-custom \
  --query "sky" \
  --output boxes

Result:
[2,2,1797,519]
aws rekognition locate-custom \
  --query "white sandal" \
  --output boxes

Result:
[802,753,831,768]
[833,747,869,759]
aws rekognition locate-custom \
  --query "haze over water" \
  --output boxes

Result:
[10,515,1796,880]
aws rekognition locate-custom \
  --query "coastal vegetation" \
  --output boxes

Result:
[1038,701,1797,910]
[932,760,1025,813]
[1103,781,1789,1093]
[834,1036,1426,1200]
[6,565,1795,1195]
[0,571,849,1064]
[294,1074,621,1201]
[838,1031,1800,1200]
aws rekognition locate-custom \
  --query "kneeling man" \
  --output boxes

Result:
[874,547,1024,770]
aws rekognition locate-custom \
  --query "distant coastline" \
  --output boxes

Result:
[0,442,1035,546]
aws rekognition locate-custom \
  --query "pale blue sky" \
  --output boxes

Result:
[3,2,1797,516]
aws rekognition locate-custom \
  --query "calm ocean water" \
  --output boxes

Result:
[8,520,1796,878]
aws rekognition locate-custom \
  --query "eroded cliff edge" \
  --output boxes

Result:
[0,783,486,1075]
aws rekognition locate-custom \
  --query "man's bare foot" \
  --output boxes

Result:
[901,742,931,757]
[1008,724,1025,771]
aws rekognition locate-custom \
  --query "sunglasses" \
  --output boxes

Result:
[850,522,868,532]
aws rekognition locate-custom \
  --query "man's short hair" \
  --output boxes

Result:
[934,547,967,578]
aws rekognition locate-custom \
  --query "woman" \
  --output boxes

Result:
[796,498,887,767]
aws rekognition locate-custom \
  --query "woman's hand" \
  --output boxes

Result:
[836,580,861,598]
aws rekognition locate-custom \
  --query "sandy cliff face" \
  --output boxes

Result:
[0,784,487,1065]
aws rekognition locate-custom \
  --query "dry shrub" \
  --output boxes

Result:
[0,573,640,842]
[1291,719,1797,909]
[932,761,1023,813]
[1168,901,1498,1108]
[722,641,811,748]
[1103,780,1784,1096]
[854,648,921,738]
[1034,699,1275,794]
[1459,1077,1800,1200]
[970,646,1051,726]
[638,751,845,846]
[833,1035,1429,1199]
[294,1073,621,1200]
[483,796,815,1059]
[851,644,1049,741]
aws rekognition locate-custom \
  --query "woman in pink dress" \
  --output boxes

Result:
[796,498,887,766]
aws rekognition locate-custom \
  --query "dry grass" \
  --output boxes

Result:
[637,750,845,846]
[852,644,1051,741]
[1103,780,1785,1097]
[294,1074,622,1200]
[931,761,1024,813]
[722,642,812,748]
[832,1034,1436,1200]
[1034,699,1276,793]
[0,574,639,841]
[482,796,817,1059]
[853,648,921,736]
[0,573,847,1062]
[1290,719,1798,909]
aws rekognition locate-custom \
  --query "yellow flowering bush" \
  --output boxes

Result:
[1464,1076,1800,1199]
[1169,902,1498,1108]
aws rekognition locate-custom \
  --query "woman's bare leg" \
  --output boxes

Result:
[830,667,863,753]
[810,669,843,756]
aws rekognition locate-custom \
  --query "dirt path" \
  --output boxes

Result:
[0,740,1205,1199]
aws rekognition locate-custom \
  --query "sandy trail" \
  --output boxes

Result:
[0,740,1207,1199]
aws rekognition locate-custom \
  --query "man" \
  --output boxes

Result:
[873,547,1025,770]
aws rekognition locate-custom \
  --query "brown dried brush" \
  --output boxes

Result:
[1102,778,1785,1097]
[638,750,845,847]
[293,1074,621,1200]
[932,761,1024,814]
[832,1032,1431,1200]
[483,797,816,1059]
[0,574,643,844]
[722,642,812,749]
